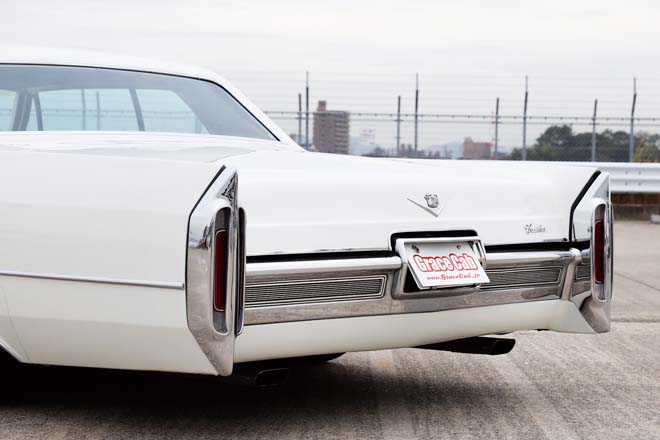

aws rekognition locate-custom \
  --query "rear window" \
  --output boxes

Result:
[0,64,275,140]
[0,89,16,131]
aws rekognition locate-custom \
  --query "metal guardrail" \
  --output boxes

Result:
[395,158,660,194]
[560,162,660,194]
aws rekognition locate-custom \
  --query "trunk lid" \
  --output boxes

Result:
[223,151,596,256]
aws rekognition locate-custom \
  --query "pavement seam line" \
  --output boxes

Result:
[614,270,660,293]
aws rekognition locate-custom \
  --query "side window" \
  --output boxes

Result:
[136,89,208,134]
[0,90,16,131]
[37,89,139,131]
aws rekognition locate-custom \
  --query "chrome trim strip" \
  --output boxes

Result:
[245,275,387,308]
[480,265,563,290]
[486,251,577,266]
[0,270,184,290]
[245,250,578,280]
[246,257,401,278]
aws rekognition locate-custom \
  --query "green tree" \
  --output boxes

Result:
[634,133,660,162]
[507,125,641,162]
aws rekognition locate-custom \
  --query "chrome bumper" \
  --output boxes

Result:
[243,245,609,333]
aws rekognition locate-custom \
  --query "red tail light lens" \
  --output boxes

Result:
[214,230,228,311]
[593,219,604,284]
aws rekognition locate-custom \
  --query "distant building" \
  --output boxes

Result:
[359,128,376,146]
[462,137,493,160]
[313,101,350,154]
[427,142,463,159]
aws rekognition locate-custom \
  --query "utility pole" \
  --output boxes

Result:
[629,77,637,162]
[522,76,528,161]
[414,73,419,151]
[305,71,310,149]
[297,93,302,145]
[591,99,598,162]
[396,95,401,155]
[494,97,500,160]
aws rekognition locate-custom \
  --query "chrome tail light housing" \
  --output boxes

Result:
[571,171,613,332]
[186,167,245,375]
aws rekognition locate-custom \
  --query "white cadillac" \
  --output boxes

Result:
[0,48,613,385]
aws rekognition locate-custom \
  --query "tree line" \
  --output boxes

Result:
[508,125,660,162]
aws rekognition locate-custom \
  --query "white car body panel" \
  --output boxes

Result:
[0,139,234,373]
[0,145,219,283]
[2,277,216,374]
[0,48,612,375]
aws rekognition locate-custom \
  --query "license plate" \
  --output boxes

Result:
[405,241,490,289]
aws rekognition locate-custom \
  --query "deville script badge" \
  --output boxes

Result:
[524,223,547,234]
[407,193,446,217]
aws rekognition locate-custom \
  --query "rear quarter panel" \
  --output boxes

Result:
[0,150,220,373]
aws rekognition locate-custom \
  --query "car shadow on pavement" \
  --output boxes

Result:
[3,356,517,437]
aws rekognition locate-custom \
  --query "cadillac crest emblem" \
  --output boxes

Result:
[424,193,440,209]
[407,193,445,217]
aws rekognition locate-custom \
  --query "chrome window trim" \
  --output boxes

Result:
[186,167,243,376]
[0,271,184,290]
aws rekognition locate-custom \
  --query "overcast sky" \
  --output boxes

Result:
[2,0,658,149]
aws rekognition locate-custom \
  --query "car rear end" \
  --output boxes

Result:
[187,157,614,368]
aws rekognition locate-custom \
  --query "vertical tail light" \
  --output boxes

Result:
[592,203,611,302]
[593,219,605,284]
[213,229,228,311]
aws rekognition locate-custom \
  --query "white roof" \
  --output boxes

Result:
[0,45,218,81]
